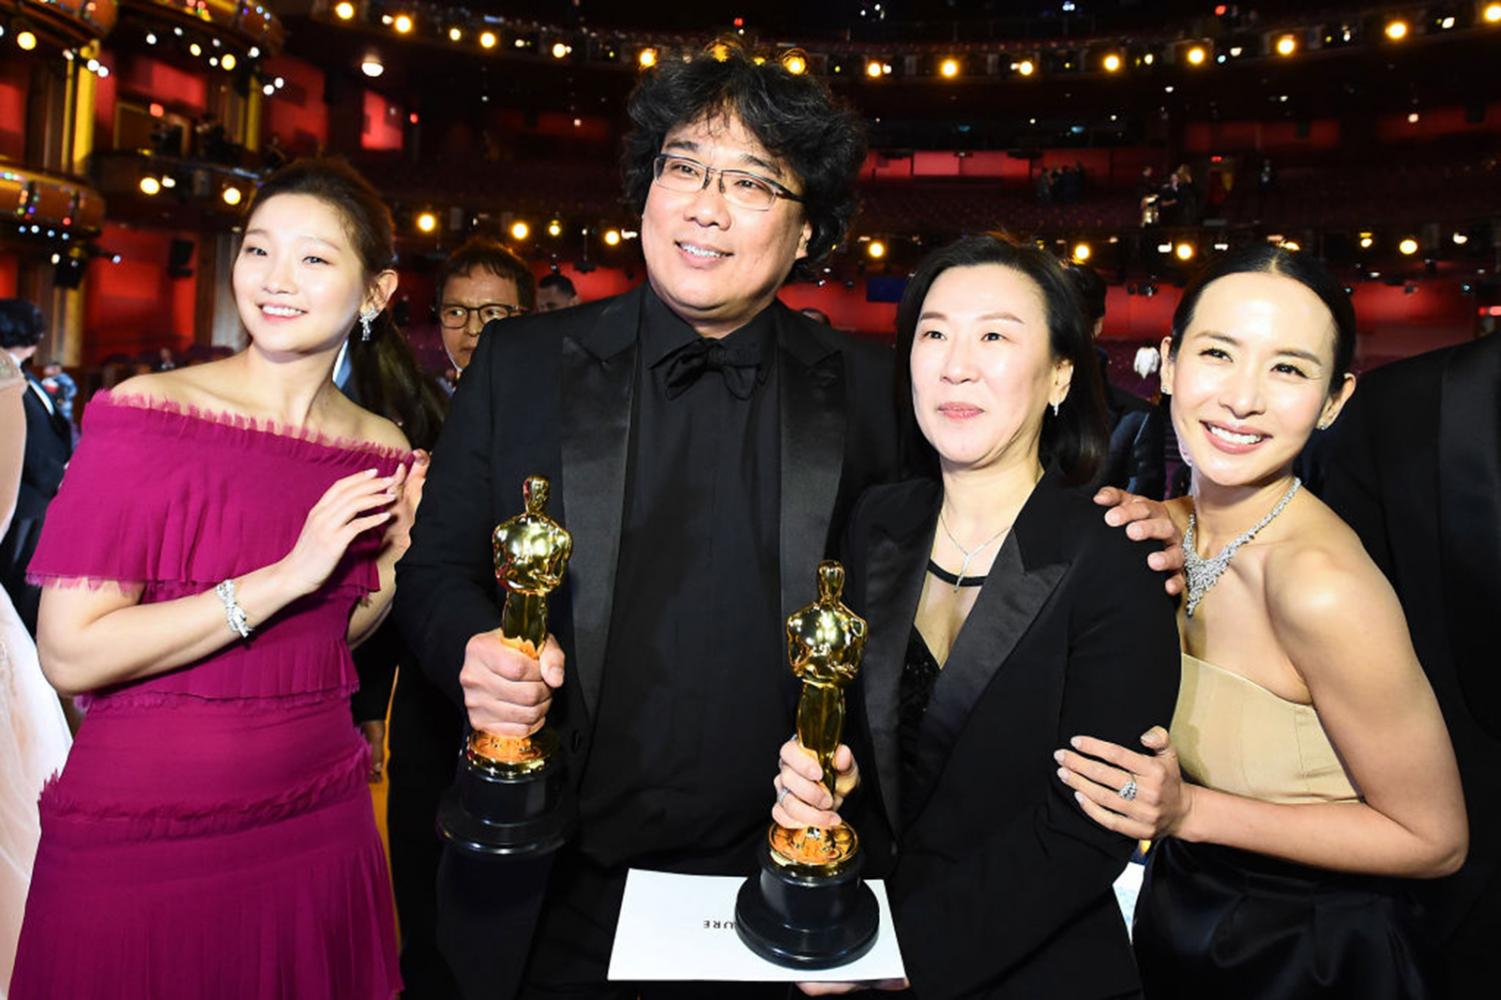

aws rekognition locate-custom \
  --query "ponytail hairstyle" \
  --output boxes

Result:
[244,158,448,449]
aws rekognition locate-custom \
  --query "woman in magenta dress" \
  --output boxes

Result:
[9,160,424,999]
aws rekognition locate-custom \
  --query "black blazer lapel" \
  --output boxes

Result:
[905,479,1070,824]
[860,481,940,838]
[777,313,847,626]
[1438,336,1501,736]
[559,287,642,722]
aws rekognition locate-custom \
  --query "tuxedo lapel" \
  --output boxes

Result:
[777,314,847,627]
[1437,335,1501,733]
[905,478,1070,824]
[860,481,940,838]
[559,287,642,722]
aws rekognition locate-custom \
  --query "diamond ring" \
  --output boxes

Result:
[1119,778,1139,801]
[777,785,791,807]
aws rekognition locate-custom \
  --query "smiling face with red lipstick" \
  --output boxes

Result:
[1164,269,1355,493]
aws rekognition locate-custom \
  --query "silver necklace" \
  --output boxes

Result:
[937,509,1011,593]
[1183,477,1302,617]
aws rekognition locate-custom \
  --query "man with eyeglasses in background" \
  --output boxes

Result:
[436,238,535,384]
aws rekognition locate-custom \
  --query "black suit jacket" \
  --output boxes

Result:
[1301,335,1501,947]
[393,285,900,989]
[0,371,72,633]
[1100,381,1166,500]
[843,475,1180,1000]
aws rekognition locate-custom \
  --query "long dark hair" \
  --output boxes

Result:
[895,234,1109,486]
[1168,244,1357,395]
[244,158,447,450]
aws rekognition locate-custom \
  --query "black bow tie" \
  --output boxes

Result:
[662,338,765,401]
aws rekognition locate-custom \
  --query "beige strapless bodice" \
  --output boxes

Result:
[1170,653,1359,805]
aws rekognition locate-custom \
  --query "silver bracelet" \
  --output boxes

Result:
[214,579,253,640]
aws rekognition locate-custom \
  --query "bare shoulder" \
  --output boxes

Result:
[1263,496,1404,650]
[111,368,215,407]
[327,394,410,453]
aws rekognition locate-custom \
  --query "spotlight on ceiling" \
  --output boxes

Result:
[361,54,384,77]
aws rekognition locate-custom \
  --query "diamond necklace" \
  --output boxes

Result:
[937,508,1012,593]
[1183,477,1302,617]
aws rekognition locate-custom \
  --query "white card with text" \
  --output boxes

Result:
[608,869,907,983]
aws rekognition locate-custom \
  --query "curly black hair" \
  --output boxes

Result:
[621,43,867,279]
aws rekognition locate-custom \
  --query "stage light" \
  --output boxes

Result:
[221,53,236,71]
[510,220,530,241]
[149,102,164,116]
[1186,45,1207,66]
[249,46,259,58]
[1281,240,1301,251]
[1440,16,1456,29]
[547,219,562,238]
[139,176,161,196]
[1275,34,1297,56]
[209,56,219,68]
[1453,231,1470,245]
[1142,52,1155,65]
[603,229,622,247]
[639,47,658,68]
[866,59,884,79]
[1487,4,1501,25]
[189,42,203,57]
[710,42,731,62]
[1359,232,1375,249]
[361,55,384,77]
[1399,237,1419,255]
[939,57,960,78]
[86,58,99,72]
[222,186,242,206]
[866,239,886,260]
[416,212,438,234]
[160,175,176,189]
[449,27,462,42]
[394,15,413,35]
[551,42,570,59]
[480,32,497,49]
[1102,52,1122,72]
[1385,19,1409,41]
[334,2,355,20]
[262,83,275,96]
[1071,242,1092,263]
[1408,112,1421,123]
[1174,242,1195,261]
[146,32,157,45]
[1016,58,1036,76]
[782,52,806,75]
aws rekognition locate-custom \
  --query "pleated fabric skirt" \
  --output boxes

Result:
[1134,838,1430,1000]
[9,697,400,999]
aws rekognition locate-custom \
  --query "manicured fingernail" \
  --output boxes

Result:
[1056,767,1069,781]
[1053,749,1065,764]
[1074,791,1086,804]
[1070,736,1082,748]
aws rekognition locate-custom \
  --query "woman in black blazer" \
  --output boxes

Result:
[775,236,1180,999]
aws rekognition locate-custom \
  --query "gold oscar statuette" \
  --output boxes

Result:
[438,474,577,857]
[769,561,868,875]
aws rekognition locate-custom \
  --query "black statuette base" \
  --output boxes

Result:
[437,745,575,859]
[734,846,880,970]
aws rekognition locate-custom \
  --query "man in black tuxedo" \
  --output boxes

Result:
[1302,334,1500,999]
[0,299,72,636]
[395,50,897,999]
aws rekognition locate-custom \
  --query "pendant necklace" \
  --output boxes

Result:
[937,509,1011,593]
[1183,477,1302,617]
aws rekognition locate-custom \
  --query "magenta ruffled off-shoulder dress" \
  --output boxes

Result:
[9,393,404,1000]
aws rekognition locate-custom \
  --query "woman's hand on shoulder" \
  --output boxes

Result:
[1093,488,1188,595]
[1055,726,1196,841]
[773,737,860,831]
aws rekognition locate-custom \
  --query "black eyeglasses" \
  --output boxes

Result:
[651,154,804,211]
[438,302,527,328]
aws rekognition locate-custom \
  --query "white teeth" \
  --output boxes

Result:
[1207,424,1263,445]
[261,305,303,317]
[679,243,726,259]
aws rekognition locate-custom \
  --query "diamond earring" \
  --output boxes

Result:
[359,309,377,341]
[1051,400,1060,418]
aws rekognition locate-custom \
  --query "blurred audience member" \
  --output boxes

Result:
[0,300,71,636]
[536,273,581,313]
[38,363,76,426]
[435,238,535,379]
[1063,262,1166,498]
